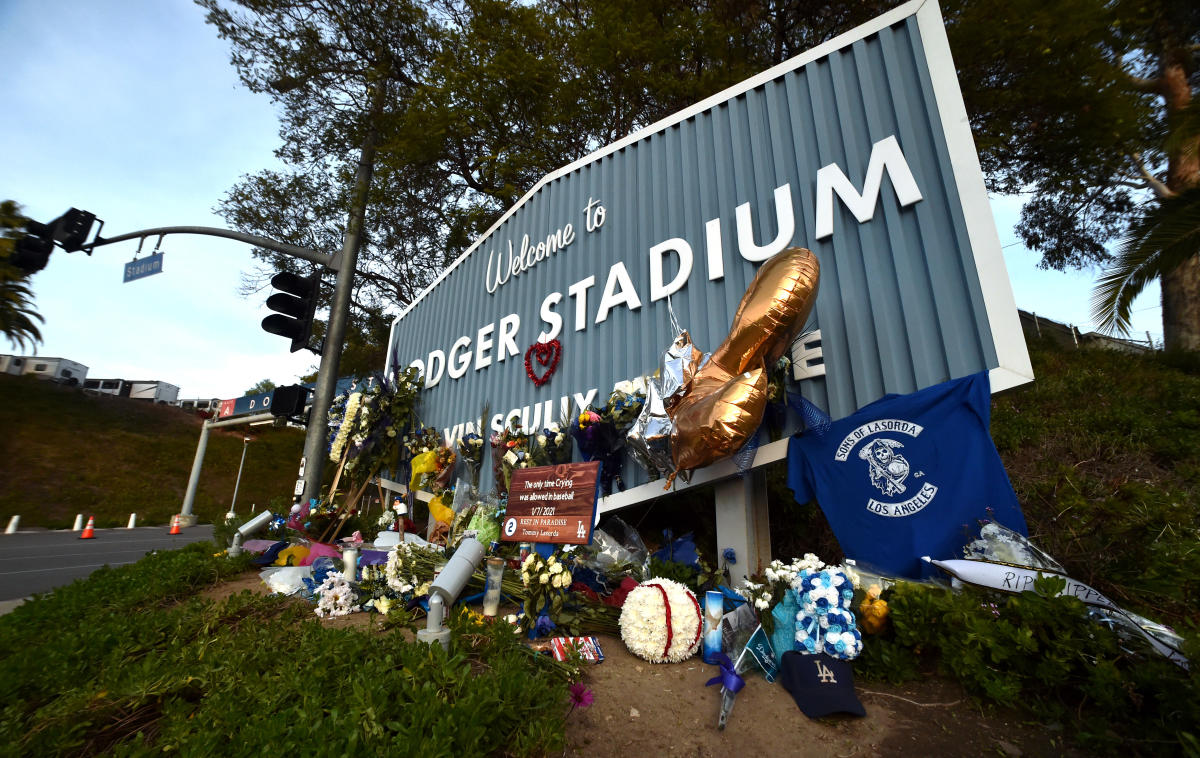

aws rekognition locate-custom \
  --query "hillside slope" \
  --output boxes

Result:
[0,376,305,528]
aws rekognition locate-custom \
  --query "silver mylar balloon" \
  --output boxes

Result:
[627,330,703,480]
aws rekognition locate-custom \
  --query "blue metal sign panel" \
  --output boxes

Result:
[123,252,164,283]
[386,0,1032,497]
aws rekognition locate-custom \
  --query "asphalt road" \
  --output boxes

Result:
[0,525,215,602]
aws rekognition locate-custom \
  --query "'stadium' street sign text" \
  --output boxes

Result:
[123,252,164,283]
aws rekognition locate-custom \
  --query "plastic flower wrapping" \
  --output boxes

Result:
[491,421,531,495]
[619,577,703,663]
[405,427,456,494]
[455,432,486,486]
[962,521,1064,572]
[531,422,572,466]
[519,550,573,635]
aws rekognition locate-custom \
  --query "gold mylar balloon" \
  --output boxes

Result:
[670,367,768,476]
[704,247,821,380]
[667,247,820,485]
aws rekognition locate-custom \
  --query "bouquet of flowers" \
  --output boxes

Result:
[456,432,486,486]
[313,570,360,618]
[605,378,648,430]
[570,411,620,497]
[326,364,423,477]
[405,427,456,494]
[734,553,858,637]
[531,422,572,466]
[491,420,531,495]
[519,550,575,635]
[384,541,441,598]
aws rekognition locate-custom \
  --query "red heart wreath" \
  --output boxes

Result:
[524,339,561,387]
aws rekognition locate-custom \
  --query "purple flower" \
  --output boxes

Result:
[568,683,594,709]
[535,613,556,636]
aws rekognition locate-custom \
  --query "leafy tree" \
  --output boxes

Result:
[0,200,45,352]
[197,0,452,317]
[244,378,277,395]
[941,0,1200,349]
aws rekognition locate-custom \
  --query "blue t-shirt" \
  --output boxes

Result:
[787,372,1026,579]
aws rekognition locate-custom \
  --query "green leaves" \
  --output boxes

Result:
[854,579,1199,751]
[0,541,571,756]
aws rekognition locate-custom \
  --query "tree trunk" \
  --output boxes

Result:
[1160,54,1198,352]
[1161,255,1200,351]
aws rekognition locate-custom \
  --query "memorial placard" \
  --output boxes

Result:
[502,462,600,544]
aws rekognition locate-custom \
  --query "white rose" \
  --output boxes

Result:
[540,573,550,585]
[613,380,634,395]
[631,376,648,394]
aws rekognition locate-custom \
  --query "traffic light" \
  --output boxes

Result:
[262,270,321,353]
[55,208,97,252]
[6,209,98,273]
[9,220,55,274]
[270,384,312,419]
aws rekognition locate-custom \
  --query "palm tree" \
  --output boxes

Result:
[0,199,45,351]
[1092,186,1200,341]
[0,275,44,351]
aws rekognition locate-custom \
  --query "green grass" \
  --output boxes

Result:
[0,543,573,757]
[991,339,1200,628]
[0,375,305,528]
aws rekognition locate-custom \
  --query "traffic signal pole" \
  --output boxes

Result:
[297,79,385,510]
[45,81,387,524]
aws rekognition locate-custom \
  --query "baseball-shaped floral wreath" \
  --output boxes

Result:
[619,578,703,663]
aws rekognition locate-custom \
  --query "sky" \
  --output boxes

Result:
[0,0,1163,401]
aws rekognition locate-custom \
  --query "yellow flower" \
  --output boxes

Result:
[375,596,393,615]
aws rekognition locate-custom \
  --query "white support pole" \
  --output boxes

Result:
[713,471,771,584]
[4,515,18,534]
[180,412,275,526]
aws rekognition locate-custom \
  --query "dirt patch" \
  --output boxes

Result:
[200,572,1072,756]
[564,634,1070,758]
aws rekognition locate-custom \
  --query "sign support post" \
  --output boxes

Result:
[713,472,771,584]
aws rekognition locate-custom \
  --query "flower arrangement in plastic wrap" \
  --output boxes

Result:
[456,432,486,486]
[519,550,574,636]
[383,541,440,598]
[572,379,647,496]
[405,427,455,494]
[531,421,572,466]
[491,420,531,495]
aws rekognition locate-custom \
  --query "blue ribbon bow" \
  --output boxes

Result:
[704,652,746,694]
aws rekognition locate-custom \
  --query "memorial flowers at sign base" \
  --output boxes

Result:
[456,431,485,487]
[619,577,703,663]
[520,550,573,636]
[491,420,531,495]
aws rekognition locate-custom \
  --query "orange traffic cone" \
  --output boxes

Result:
[168,514,182,535]
[79,516,96,540]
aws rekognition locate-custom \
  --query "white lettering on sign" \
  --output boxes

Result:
[484,224,577,294]
[407,136,923,388]
[815,136,923,240]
